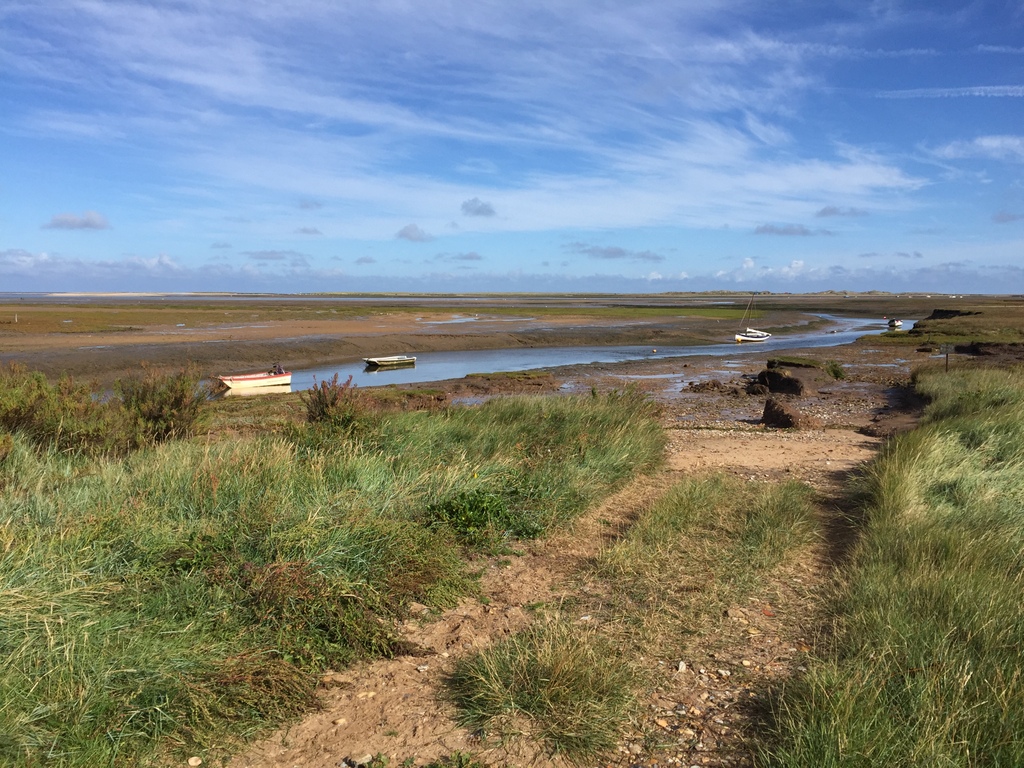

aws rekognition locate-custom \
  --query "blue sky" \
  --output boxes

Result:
[1,1,1022,294]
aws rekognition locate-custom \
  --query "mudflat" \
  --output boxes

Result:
[0,292,923,386]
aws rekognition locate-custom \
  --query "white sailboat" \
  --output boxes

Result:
[735,294,772,343]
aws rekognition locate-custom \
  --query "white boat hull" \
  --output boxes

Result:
[363,355,416,368]
[735,329,771,343]
[216,372,292,390]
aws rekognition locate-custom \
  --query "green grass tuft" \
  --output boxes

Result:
[447,621,637,761]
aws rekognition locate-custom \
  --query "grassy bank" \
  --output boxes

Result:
[763,363,1024,766]
[0,378,663,767]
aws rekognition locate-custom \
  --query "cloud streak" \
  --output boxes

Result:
[816,206,867,217]
[565,242,664,262]
[42,211,110,230]
[754,224,833,236]
[877,86,1024,99]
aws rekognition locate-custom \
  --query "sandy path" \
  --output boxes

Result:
[226,384,898,768]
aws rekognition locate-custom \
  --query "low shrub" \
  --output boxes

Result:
[116,364,210,442]
[301,373,366,430]
[0,363,128,454]
[427,488,543,549]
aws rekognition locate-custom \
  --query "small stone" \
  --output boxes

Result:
[656,718,669,728]
[741,660,752,667]
[333,718,348,726]
[416,665,430,673]
[677,661,687,673]
[187,759,202,767]
[628,742,644,755]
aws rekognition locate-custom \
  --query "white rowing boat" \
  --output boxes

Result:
[363,355,416,368]
[216,370,292,390]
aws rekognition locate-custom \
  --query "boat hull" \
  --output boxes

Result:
[735,329,771,343]
[363,355,416,368]
[216,372,292,390]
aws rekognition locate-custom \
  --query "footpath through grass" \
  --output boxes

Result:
[0,372,663,767]
[763,363,1024,766]
[447,474,821,763]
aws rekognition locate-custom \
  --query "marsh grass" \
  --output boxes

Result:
[762,363,1024,766]
[447,621,637,762]
[0,387,663,767]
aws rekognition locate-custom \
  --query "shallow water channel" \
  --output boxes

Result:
[238,315,895,393]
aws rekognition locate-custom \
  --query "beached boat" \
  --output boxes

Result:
[216,370,292,390]
[734,294,772,343]
[887,318,903,329]
[735,328,772,343]
[363,355,416,368]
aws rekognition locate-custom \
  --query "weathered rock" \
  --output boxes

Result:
[761,397,821,429]
[745,381,769,395]
[688,378,726,392]
[756,367,820,396]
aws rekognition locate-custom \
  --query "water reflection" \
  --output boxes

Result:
[217,384,292,397]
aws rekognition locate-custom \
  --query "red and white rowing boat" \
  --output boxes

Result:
[216,370,292,390]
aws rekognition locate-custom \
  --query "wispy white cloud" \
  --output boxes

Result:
[933,135,1024,162]
[294,227,322,235]
[878,85,1024,98]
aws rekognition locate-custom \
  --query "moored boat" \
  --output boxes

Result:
[363,355,416,368]
[216,370,292,390]
[887,318,903,329]
[734,294,771,342]
[735,328,772,343]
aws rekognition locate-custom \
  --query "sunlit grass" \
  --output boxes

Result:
[0,386,664,767]
[762,363,1024,767]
